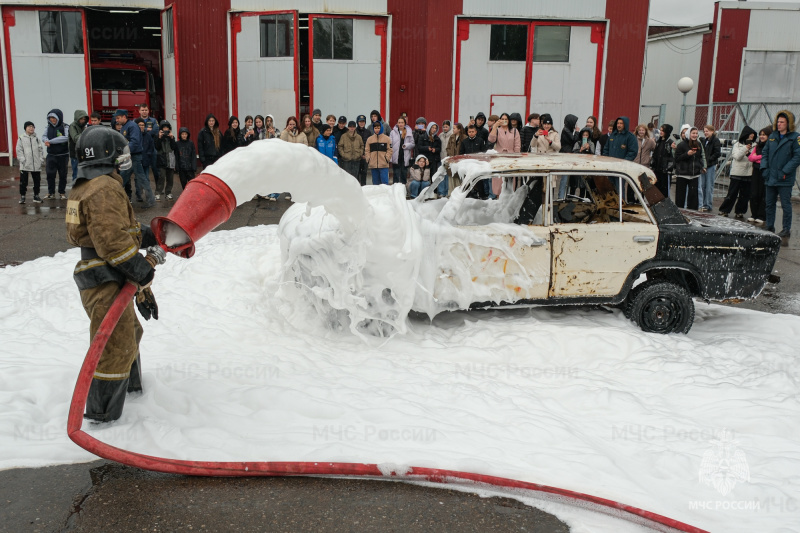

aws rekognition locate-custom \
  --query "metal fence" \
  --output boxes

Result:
[682,103,800,199]
[639,104,666,129]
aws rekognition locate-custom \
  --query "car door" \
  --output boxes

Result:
[432,175,552,307]
[548,173,659,297]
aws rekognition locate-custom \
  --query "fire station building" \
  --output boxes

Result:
[0,0,649,163]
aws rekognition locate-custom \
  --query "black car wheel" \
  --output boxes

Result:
[624,280,695,334]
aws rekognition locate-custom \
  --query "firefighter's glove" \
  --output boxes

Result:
[136,287,159,321]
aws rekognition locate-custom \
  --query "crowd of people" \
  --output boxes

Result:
[14,104,797,239]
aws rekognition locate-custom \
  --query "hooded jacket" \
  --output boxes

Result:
[197,114,222,165]
[572,127,596,155]
[316,132,338,162]
[729,126,757,179]
[651,124,675,175]
[221,116,243,155]
[155,120,177,169]
[509,113,523,132]
[390,124,415,166]
[439,124,453,157]
[560,114,580,154]
[68,109,88,158]
[42,109,69,157]
[338,129,365,162]
[760,110,800,187]
[520,122,539,153]
[474,112,490,143]
[408,155,431,184]
[602,116,637,161]
[674,128,707,177]
[16,130,45,171]
[417,122,442,166]
[175,127,197,171]
[263,115,279,139]
[365,122,392,169]
[370,110,390,138]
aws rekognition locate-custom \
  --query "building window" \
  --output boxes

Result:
[489,24,527,62]
[260,13,293,58]
[39,11,83,54]
[533,26,570,62]
[164,8,174,57]
[313,18,353,60]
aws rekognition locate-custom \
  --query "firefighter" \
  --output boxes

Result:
[66,127,166,423]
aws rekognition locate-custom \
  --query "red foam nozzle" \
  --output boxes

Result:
[151,173,237,258]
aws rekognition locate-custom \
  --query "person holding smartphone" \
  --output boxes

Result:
[673,125,706,210]
[488,113,521,197]
[719,126,757,217]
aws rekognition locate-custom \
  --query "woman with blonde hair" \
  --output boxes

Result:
[634,123,656,167]
[301,114,319,148]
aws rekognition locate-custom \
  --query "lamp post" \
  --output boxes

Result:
[678,77,694,126]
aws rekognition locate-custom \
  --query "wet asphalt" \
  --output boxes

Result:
[1,165,799,532]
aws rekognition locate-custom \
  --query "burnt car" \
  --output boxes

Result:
[281,153,780,336]
[413,153,781,334]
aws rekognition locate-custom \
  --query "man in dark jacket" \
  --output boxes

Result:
[333,116,348,145]
[699,127,722,212]
[521,113,540,152]
[134,118,156,198]
[42,108,70,199]
[116,109,155,208]
[68,109,88,181]
[356,115,371,186]
[651,124,675,199]
[474,112,489,144]
[154,120,177,200]
[761,110,800,239]
[602,116,638,161]
[460,123,488,198]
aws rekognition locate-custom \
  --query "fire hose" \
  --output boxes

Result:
[67,280,708,533]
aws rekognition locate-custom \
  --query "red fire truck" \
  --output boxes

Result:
[91,61,160,123]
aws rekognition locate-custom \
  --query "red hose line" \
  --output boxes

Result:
[68,282,708,533]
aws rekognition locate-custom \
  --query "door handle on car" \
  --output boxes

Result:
[633,235,655,243]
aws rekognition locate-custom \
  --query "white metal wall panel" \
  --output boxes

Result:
[456,24,526,125]
[746,9,800,52]
[529,26,596,131]
[312,18,380,120]
[236,14,296,128]
[740,50,800,102]
[9,10,88,152]
[231,0,387,15]
[462,0,606,20]
[640,31,705,127]
[161,10,178,124]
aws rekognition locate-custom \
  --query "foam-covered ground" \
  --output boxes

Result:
[2,226,799,533]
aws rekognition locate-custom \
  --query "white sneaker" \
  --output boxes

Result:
[747,217,755,222]
[59,194,67,200]
[268,196,277,202]
[754,219,764,225]
[166,194,173,200]
[154,194,161,201]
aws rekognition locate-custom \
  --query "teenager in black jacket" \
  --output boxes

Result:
[674,126,706,210]
[650,124,675,199]
[196,114,221,168]
[699,125,722,211]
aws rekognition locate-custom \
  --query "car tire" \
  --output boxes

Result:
[624,279,695,334]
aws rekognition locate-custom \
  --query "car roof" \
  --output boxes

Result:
[444,153,657,180]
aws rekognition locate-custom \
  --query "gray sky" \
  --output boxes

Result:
[649,0,799,26]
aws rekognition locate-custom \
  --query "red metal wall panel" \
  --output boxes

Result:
[712,8,750,103]
[602,0,650,129]
[695,4,718,106]
[0,28,7,155]
[170,0,230,140]
[387,0,462,123]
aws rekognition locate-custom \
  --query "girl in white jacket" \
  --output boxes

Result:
[16,121,44,204]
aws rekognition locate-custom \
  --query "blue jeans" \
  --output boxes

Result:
[371,168,389,185]
[436,177,448,197]
[698,165,716,210]
[483,179,495,199]
[558,176,569,199]
[122,153,155,206]
[71,157,79,181]
[409,180,430,198]
[765,185,792,233]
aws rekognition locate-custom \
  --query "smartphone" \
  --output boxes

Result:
[582,138,588,146]
[470,115,474,120]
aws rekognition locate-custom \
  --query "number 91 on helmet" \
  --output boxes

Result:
[75,127,132,180]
